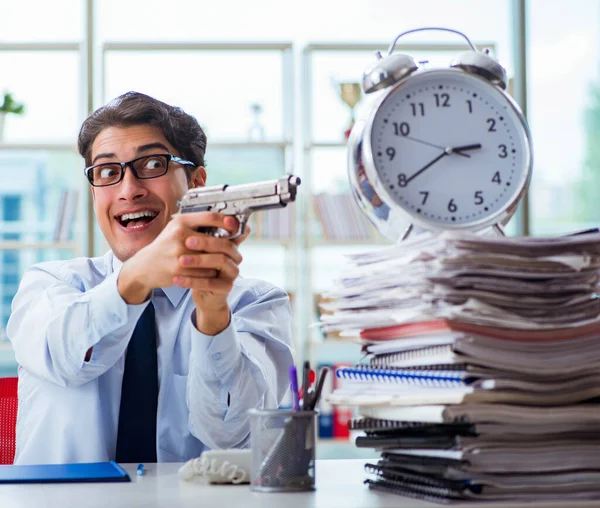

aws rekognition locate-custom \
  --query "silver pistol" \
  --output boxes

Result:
[177,174,301,239]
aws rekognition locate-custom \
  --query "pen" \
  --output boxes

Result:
[307,366,330,411]
[298,369,315,400]
[301,361,310,410]
[289,365,300,411]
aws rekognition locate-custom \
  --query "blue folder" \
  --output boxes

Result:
[0,461,131,483]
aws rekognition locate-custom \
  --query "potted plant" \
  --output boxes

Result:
[0,92,25,141]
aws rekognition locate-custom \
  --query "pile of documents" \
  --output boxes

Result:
[320,230,600,502]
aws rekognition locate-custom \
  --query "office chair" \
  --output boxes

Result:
[0,376,18,465]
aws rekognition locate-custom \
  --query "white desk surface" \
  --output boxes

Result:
[3,459,600,508]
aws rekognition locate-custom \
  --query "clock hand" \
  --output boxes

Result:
[404,144,481,185]
[450,143,482,154]
[404,150,448,185]
[405,136,470,158]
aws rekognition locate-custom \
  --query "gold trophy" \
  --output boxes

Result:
[338,82,362,139]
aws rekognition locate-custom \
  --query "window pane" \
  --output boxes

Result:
[205,146,292,242]
[0,150,83,330]
[97,0,508,45]
[0,0,83,41]
[104,51,285,140]
[205,146,286,185]
[238,244,288,290]
[311,49,476,143]
[311,147,349,194]
[0,52,81,142]
[310,44,505,144]
[196,147,290,287]
[528,0,600,235]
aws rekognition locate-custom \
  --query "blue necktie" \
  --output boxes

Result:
[115,302,158,463]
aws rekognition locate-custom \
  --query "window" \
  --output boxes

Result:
[0,0,83,42]
[0,51,81,142]
[0,151,81,331]
[103,49,287,141]
[527,0,600,234]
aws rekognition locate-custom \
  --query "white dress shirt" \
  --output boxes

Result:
[7,251,294,464]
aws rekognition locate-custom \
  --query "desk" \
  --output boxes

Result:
[3,459,600,508]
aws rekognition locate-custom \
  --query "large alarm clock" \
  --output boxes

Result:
[348,27,533,241]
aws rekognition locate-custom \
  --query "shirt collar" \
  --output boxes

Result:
[110,252,188,308]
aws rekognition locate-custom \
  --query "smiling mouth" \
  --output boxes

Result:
[116,210,159,229]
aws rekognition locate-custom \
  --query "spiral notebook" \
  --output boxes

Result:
[331,365,600,406]
[348,417,600,439]
[380,443,600,474]
[347,418,474,435]
[362,333,600,377]
[365,461,600,503]
[357,402,600,425]
[376,454,600,485]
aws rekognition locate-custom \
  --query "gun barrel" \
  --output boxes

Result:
[179,174,301,208]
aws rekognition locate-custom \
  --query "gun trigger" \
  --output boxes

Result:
[233,214,250,239]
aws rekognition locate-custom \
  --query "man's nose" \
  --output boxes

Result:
[118,166,148,200]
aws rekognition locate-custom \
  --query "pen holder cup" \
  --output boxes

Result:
[248,408,318,492]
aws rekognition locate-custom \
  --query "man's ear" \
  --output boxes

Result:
[190,166,206,189]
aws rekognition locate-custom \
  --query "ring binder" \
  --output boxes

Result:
[335,365,469,387]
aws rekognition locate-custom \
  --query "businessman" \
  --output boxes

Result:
[7,91,294,464]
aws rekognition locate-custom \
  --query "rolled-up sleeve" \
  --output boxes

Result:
[186,284,294,450]
[7,262,148,387]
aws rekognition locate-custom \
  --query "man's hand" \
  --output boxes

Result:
[181,216,250,336]
[118,212,249,335]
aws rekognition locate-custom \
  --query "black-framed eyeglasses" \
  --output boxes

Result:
[84,153,196,187]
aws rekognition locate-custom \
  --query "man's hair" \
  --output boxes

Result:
[78,91,206,182]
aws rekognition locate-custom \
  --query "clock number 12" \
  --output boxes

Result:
[434,93,450,107]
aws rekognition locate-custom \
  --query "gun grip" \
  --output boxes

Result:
[197,226,233,238]
[196,215,248,239]
[197,226,220,236]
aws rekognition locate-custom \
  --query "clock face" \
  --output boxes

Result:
[366,68,531,229]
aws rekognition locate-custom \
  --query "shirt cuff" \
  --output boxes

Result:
[189,310,242,382]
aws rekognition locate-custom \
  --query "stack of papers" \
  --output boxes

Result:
[320,230,600,503]
[320,231,600,332]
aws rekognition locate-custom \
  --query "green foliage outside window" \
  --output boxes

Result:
[0,92,25,115]
[573,84,600,222]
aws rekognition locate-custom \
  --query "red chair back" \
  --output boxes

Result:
[0,377,18,465]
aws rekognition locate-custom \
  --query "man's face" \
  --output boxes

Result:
[90,124,205,261]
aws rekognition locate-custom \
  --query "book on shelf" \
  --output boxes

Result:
[315,294,344,340]
[248,206,294,241]
[312,193,376,241]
